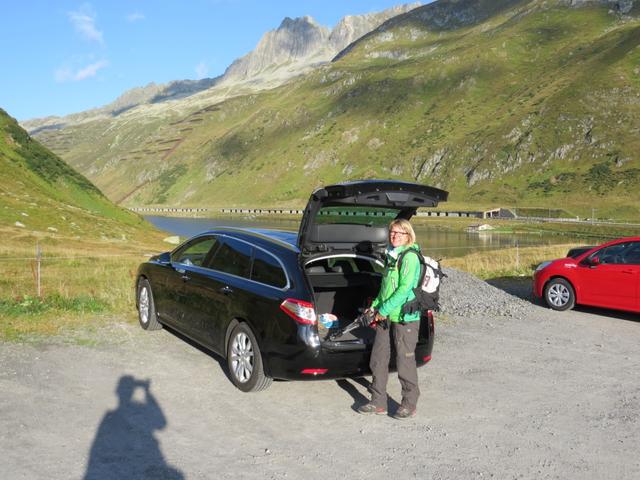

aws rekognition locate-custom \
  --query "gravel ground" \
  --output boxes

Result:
[1,270,639,480]
[439,267,537,320]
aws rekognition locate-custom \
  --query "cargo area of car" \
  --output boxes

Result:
[305,257,382,344]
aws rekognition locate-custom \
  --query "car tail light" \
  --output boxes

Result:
[301,368,328,375]
[423,355,432,363]
[280,298,317,325]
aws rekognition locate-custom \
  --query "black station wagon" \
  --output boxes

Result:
[136,180,448,391]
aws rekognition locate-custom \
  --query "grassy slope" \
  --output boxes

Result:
[0,108,159,238]
[1,108,168,339]
[32,0,640,219]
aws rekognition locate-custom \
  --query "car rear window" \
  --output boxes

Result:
[251,249,287,288]
[315,206,398,227]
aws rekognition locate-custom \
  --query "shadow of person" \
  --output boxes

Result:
[336,377,400,413]
[83,375,183,480]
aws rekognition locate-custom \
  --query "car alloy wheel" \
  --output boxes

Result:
[139,287,150,324]
[137,279,162,330]
[230,332,254,383]
[544,278,575,311]
[226,323,272,392]
[548,283,570,307]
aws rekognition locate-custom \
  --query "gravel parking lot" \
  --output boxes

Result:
[1,272,639,480]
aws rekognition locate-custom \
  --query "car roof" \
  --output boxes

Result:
[594,236,640,248]
[571,236,640,260]
[194,227,300,253]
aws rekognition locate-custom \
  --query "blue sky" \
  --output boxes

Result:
[0,1,430,121]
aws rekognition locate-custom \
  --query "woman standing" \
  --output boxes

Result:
[358,218,422,419]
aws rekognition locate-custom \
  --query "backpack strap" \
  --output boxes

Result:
[397,248,427,315]
[397,248,426,274]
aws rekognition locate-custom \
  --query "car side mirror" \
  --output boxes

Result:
[585,256,600,267]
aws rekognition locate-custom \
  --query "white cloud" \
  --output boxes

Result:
[68,5,104,44]
[195,61,209,80]
[55,60,109,82]
[126,12,145,22]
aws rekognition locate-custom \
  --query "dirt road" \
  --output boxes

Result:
[1,301,639,479]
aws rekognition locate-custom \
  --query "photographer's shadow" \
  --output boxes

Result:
[84,375,183,480]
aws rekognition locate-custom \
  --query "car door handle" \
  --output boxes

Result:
[220,286,234,295]
[622,269,634,274]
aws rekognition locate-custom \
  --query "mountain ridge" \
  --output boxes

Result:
[25,0,640,220]
[23,3,420,132]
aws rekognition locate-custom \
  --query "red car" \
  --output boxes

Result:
[533,237,640,313]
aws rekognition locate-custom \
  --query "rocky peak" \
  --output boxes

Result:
[221,3,421,84]
[279,15,319,30]
[222,16,330,82]
[329,3,421,51]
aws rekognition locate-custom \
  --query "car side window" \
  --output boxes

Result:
[591,243,632,265]
[208,238,252,278]
[172,237,218,267]
[251,249,287,288]
[621,242,640,265]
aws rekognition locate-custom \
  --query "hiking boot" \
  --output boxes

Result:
[357,403,387,415]
[393,407,416,420]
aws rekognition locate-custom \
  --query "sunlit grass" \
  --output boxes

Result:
[0,226,166,340]
[444,244,572,279]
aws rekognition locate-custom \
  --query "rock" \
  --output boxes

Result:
[163,236,180,245]
[566,0,635,14]
[220,4,419,84]
[15,221,25,228]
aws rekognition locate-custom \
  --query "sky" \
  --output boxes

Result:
[0,1,431,121]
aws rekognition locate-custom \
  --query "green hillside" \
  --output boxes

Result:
[0,108,152,239]
[31,0,640,220]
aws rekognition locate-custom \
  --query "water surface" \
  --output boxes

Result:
[144,215,589,258]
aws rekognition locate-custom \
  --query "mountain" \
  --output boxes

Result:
[220,4,421,86]
[26,0,640,220]
[24,3,420,134]
[0,108,151,239]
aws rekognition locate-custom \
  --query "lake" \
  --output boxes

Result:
[144,215,591,258]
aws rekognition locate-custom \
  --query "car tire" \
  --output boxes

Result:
[137,279,162,330]
[544,278,575,311]
[227,323,272,392]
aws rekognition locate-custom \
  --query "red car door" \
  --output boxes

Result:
[620,241,640,311]
[576,242,639,311]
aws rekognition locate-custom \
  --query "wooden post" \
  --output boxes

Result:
[36,242,42,298]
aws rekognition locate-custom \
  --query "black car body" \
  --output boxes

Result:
[136,180,448,391]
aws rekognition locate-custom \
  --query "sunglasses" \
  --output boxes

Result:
[389,230,408,236]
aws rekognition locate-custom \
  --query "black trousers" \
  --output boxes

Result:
[369,321,420,411]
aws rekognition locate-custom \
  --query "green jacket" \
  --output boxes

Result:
[371,243,422,323]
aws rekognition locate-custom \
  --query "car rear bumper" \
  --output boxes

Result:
[265,342,433,381]
[266,316,434,381]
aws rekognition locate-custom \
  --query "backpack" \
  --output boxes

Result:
[397,249,445,313]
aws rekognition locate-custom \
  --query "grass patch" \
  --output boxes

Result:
[444,243,572,279]
[0,226,167,341]
[0,294,108,317]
